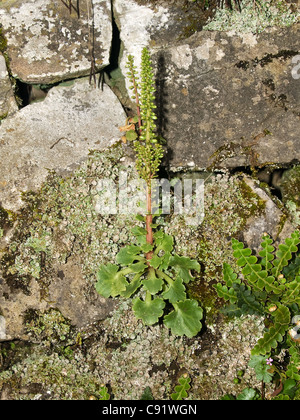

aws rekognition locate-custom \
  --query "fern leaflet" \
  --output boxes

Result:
[252,305,290,355]
[232,238,282,294]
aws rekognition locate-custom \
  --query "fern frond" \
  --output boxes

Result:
[232,239,282,294]
[283,254,300,281]
[214,263,240,304]
[171,374,191,400]
[214,283,237,304]
[286,337,300,381]
[281,276,300,306]
[223,262,240,287]
[220,303,243,318]
[233,283,264,316]
[259,234,275,270]
[252,326,285,356]
[272,231,300,279]
[252,305,290,355]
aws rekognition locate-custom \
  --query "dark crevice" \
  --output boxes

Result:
[229,164,300,201]
[230,165,284,197]
[229,166,254,177]
[102,1,134,114]
[14,80,30,107]
[14,80,49,108]
[14,1,123,109]
[106,2,121,79]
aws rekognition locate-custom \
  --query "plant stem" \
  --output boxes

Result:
[119,267,136,276]
[146,182,153,263]
[127,49,162,265]
[261,381,265,400]
[127,58,142,135]
[133,82,142,135]
[156,269,174,285]
[145,290,152,304]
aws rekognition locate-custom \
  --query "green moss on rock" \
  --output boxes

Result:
[280,165,300,227]
[165,173,266,291]
[280,165,300,207]
[0,143,137,290]
[203,0,299,33]
[0,145,278,400]
[0,27,8,53]
[0,299,266,400]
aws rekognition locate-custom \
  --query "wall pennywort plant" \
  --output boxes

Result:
[95,48,203,338]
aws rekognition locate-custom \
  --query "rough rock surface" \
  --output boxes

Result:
[113,0,300,170]
[0,79,126,211]
[0,53,17,119]
[242,177,295,251]
[113,0,213,94]
[0,0,299,400]
[113,0,170,94]
[151,24,300,170]
[0,254,114,341]
[0,151,294,342]
[0,0,112,84]
[0,315,5,340]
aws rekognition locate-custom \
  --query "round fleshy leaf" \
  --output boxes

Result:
[164,299,203,337]
[96,264,129,298]
[133,296,165,325]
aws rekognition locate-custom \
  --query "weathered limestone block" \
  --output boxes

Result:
[113,0,214,63]
[0,255,115,342]
[0,315,5,340]
[113,0,201,94]
[114,0,170,95]
[0,53,18,119]
[114,0,300,170]
[152,24,300,170]
[242,177,296,252]
[0,79,126,211]
[0,0,112,84]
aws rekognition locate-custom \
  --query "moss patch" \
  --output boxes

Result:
[280,165,300,207]
[203,0,299,33]
[0,27,8,53]
[0,143,137,294]
[280,165,300,227]
[165,173,265,289]
[0,299,266,400]
[0,145,277,400]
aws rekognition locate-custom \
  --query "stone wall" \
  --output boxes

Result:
[0,0,299,211]
[0,0,299,366]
